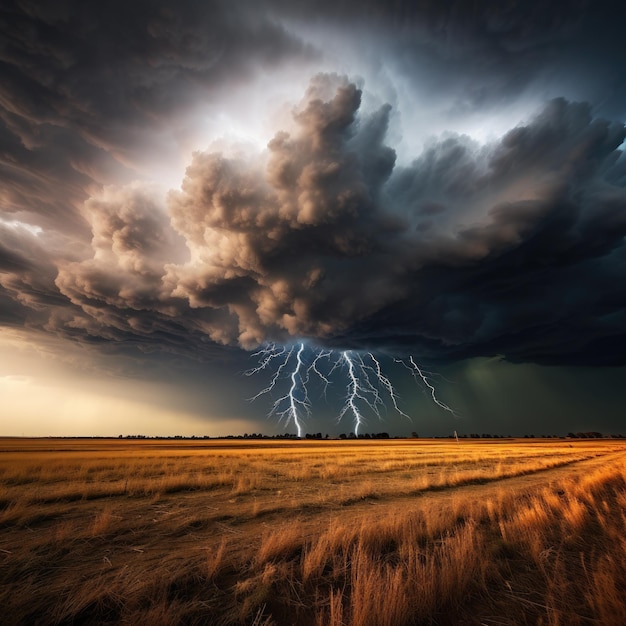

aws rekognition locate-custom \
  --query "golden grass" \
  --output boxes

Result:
[1,437,625,624]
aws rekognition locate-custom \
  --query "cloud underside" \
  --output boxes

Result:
[2,71,625,366]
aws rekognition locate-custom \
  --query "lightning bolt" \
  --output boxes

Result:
[339,351,368,435]
[306,349,333,398]
[247,344,457,436]
[246,343,309,437]
[368,353,411,420]
[246,344,293,402]
[398,356,459,418]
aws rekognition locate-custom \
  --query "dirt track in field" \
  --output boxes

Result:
[216,447,626,537]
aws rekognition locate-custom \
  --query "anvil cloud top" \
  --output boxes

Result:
[1,0,626,436]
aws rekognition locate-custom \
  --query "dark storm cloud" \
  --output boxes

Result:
[272,0,626,127]
[169,80,626,365]
[1,1,626,370]
[0,222,70,311]
[270,1,585,92]
[343,97,626,365]
[34,74,625,366]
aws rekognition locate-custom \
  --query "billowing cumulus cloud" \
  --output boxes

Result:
[164,81,626,364]
[5,73,621,367]
[165,75,403,346]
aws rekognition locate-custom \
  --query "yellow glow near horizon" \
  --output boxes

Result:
[0,374,249,437]
[0,331,256,437]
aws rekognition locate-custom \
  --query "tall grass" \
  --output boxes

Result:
[1,438,625,624]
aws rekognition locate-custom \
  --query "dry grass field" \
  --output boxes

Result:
[1,437,626,625]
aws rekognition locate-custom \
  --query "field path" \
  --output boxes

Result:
[214,447,626,551]
[349,447,624,513]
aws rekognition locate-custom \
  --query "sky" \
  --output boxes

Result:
[1,0,626,438]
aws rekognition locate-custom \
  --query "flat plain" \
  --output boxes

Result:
[1,437,626,625]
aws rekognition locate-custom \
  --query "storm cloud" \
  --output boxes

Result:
[157,82,626,365]
[1,0,626,372]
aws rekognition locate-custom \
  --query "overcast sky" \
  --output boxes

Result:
[1,0,626,437]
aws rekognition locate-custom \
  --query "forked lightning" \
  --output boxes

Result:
[246,343,456,436]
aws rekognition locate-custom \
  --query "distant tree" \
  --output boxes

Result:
[339,433,347,439]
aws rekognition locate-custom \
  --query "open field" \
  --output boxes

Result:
[1,438,626,625]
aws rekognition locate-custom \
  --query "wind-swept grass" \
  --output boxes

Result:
[1,437,625,624]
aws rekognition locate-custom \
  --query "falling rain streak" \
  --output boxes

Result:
[246,343,457,437]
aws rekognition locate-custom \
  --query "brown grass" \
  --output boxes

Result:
[1,437,625,625]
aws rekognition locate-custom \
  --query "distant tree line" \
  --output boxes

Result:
[113,431,625,440]
[566,431,611,439]
[337,432,391,439]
